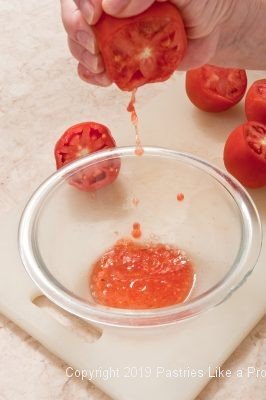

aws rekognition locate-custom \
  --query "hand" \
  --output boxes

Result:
[60,0,170,86]
[101,0,263,70]
[60,0,111,86]
[60,0,265,87]
[169,0,263,70]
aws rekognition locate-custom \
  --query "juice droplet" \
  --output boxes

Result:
[134,147,144,156]
[127,89,144,156]
[131,222,142,239]
[177,193,185,201]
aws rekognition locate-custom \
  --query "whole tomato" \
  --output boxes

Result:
[223,121,266,188]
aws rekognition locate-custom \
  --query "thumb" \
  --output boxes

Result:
[102,0,156,17]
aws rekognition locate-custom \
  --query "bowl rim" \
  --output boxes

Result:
[18,146,262,328]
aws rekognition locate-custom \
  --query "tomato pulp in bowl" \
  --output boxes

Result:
[19,147,262,328]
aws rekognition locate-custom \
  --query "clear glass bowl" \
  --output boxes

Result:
[18,147,262,328]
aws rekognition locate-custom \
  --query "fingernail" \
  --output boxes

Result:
[76,31,98,54]
[81,69,111,86]
[82,52,104,74]
[80,0,95,24]
[103,0,130,15]
[95,73,112,86]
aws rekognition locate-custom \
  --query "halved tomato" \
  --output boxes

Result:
[94,2,187,91]
[245,79,266,125]
[186,65,247,112]
[223,121,266,188]
[54,122,120,191]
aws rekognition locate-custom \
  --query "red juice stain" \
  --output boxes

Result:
[177,192,185,201]
[127,89,144,156]
[89,240,195,309]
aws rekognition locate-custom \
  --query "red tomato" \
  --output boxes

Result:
[223,121,266,188]
[54,122,120,191]
[186,65,247,112]
[94,2,187,91]
[245,79,266,125]
[90,239,194,309]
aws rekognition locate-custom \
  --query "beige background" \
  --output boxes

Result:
[0,1,265,399]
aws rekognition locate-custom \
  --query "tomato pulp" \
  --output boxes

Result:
[94,2,187,91]
[245,79,266,125]
[90,240,194,309]
[224,121,266,188]
[186,65,247,112]
[54,122,120,191]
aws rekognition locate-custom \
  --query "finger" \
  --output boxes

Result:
[177,31,219,70]
[61,0,98,53]
[78,63,112,86]
[68,38,104,73]
[78,0,103,25]
[102,0,156,17]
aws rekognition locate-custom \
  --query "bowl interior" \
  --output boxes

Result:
[35,151,242,307]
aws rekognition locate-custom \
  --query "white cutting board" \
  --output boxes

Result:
[0,73,265,400]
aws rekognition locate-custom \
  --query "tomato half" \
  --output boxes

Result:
[245,79,266,125]
[54,122,120,191]
[186,65,247,112]
[90,239,194,309]
[94,2,187,91]
[223,121,266,188]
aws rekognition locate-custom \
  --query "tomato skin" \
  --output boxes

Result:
[245,79,266,125]
[54,122,120,191]
[223,121,266,188]
[94,2,187,91]
[186,65,247,112]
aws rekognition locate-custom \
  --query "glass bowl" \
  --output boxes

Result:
[18,147,262,328]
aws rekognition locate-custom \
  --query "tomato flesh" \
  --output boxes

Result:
[94,3,187,91]
[54,122,120,191]
[223,121,266,188]
[245,123,266,159]
[90,240,194,309]
[245,79,266,125]
[186,65,247,112]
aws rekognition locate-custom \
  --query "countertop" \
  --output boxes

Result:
[0,0,265,398]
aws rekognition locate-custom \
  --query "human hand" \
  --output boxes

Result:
[60,0,173,86]
[60,0,111,86]
[60,0,265,87]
